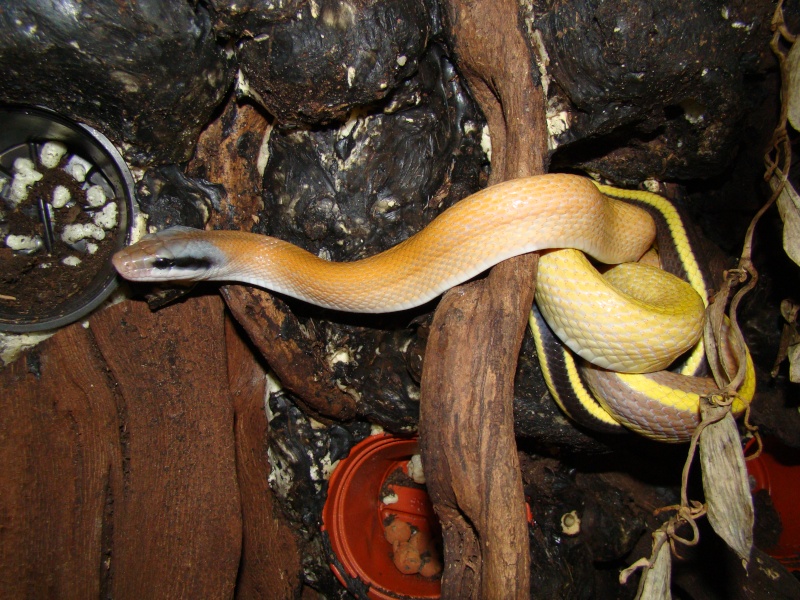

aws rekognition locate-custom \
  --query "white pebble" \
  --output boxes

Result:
[93,201,118,230]
[86,242,99,254]
[62,255,82,267]
[5,234,42,252]
[8,179,30,204]
[407,454,426,484]
[13,157,36,174]
[66,163,86,182]
[51,185,71,208]
[8,158,43,204]
[86,185,107,207]
[39,141,68,169]
[61,223,105,244]
[64,155,91,182]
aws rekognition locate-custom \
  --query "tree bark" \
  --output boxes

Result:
[226,316,303,599]
[0,295,304,599]
[221,285,358,421]
[418,0,549,597]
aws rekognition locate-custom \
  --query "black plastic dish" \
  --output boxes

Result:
[0,105,137,332]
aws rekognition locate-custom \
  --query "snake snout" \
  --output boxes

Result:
[112,227,225,282]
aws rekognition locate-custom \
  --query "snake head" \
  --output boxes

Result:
[112,226,226,282]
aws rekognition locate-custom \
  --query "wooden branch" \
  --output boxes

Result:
[187,100,269,232]
[189,98,358,422]
[419,0,549,596]
[443,0,548,182]
[420,255,538,599]
[221,285,358,421]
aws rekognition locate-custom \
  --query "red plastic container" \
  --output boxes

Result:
[322,434,442,599]
[747,437,800,571]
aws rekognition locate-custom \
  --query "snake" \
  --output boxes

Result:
[528,183,755,442]
[112,173,755,442]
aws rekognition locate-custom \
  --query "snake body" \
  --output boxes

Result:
[112,173,755,442]
[528,184,754,441]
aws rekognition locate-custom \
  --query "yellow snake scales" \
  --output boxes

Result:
[112,174,755,442]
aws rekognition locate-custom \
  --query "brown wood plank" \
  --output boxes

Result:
[90,295,242,599]
[225,317,302,599]
[0,323,122,598]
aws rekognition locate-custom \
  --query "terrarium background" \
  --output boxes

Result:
[0,0,798,598]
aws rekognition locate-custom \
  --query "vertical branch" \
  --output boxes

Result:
[418,0,549,597]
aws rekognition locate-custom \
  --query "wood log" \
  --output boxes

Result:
[89,296,242,598]
[0,295,303,598]
[226,316,303,599]
[418,0,549,597]
[221,286,358,421]
[0,323,122,598]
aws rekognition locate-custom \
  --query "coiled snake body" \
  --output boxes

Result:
[113,174,755,442]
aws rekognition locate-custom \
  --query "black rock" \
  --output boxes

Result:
[0,0,235,165]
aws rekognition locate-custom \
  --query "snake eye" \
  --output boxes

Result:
[152,256,213,271]
[152,257,173,270]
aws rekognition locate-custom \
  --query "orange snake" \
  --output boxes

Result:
[112,174,755,441]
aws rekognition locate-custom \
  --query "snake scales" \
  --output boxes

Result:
[112,174,755,442]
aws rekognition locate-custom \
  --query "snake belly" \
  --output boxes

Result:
[112,174,755,442]
[529,184,755,442]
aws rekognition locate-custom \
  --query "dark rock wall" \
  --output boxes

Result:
[0,0,235,164]
[2,0,798,597]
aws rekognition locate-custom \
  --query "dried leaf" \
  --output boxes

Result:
[635,531,672,600]
[772,299,800,379]
[789,342,800,383]
[699,403,753,567]
[780,300,800,383]
[787,40,800,131]
[770,173,800,267]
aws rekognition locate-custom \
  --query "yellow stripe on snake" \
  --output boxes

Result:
[112,174,755,442]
